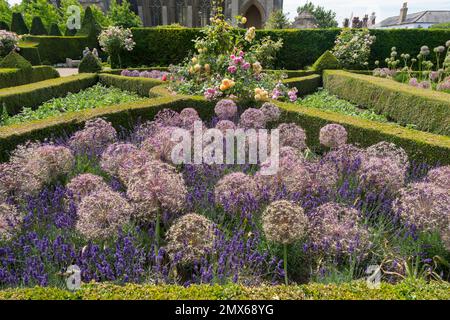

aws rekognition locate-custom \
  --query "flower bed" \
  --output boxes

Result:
[0,97,449,289]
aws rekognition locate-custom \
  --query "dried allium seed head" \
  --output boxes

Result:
[215,120,236,135]
[392,182,450,232]
[126,161,187,221]
[166,213,215,264]
[260,102,281,122]
[117,149,153,186]
[319,124,348,148]
[239,108,266,129]
[310,202,370,257]
[426,165,450,190]
[76,190,133,240]
[100,143,139,177]
[358,156,405,193]
[141,126,180,162]
[154,109,182,127]
[214,99,238,120]
[366,141,409,171]
[214,172,259,213]
[66,174,110,204]
[262,200,308,244]
[0,202,22,241]
[277,123,307,150]
[69,118,117,155]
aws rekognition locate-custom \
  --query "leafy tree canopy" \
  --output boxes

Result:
[297,1,338,28]
[107,0,142,28]
[265,10,291,29]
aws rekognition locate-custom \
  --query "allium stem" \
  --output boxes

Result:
[283,244,288,286]
[155,209,161,253]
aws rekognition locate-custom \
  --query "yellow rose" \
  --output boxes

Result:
[241,17,247,24]
[193,64,201,72]
[254,88,268,101]
[192,57,198,64]
[204,64,211,73]
[220,78,235,91]
[245,27,256,42]
[188,67,194,74]
[252,62,262,74]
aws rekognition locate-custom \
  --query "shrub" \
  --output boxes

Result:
[323,70,450,135]
[282,75,321,96]
[0,65,59,89]
[30,17,47,35]
[78,51,102,73]
[48,23,62,36]
[0,51,32,69]
[311,50,340,72]
[77,6,102,48]
[0,20,9,31]
[98,74,161,97]
[332,29,376,69]
[0,30,18,57]
[17,44,41,65]
[98,26,135,68]
[10,12,28,35]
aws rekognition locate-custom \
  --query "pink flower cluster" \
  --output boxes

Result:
[215,120,236,134]
[120,69,168,81]
[319,124,348,148]
[214,99,238,120]
[228,51,251,72]
[239,108,266,129]
[409,78,431,89]
[260,102,281,122]
[69,118,118,155]
[426,165,450,189]
[278,123,307,150]
[214,172,259,213]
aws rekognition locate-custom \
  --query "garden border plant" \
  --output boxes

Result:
[323,70,450,135]
[0,65,59,89]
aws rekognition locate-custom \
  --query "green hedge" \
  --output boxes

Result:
[18,43,42,66]
[0,280,448,300]
[98,74,163,97]
[100,67,170,75]
[323,70,450,135]
[0,66,59,89]
[0,73,98,116]
[282,75,322,96]
[22,36,90,65]
[120,28,450,70]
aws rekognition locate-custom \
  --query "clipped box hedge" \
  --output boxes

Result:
[17,43,41,66]
[98,73,163,97]
[323,70,450,135]
[0,280,448,300]
[0,66,59,89]
[0,73,98,116]
[282,74,322,96]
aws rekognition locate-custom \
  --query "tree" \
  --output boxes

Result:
[0,0,12,25]
[107,0,143,28]
[265,10,291,29]
[12,0,60,30]
[90,5,111,28]
[297,1,338,28]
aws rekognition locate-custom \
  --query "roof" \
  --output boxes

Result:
[375,10,450,27]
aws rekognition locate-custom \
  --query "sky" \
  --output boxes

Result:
[5,0,450,26]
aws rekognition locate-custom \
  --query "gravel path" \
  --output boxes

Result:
[56,68,79,77]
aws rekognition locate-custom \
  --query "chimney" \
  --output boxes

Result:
[399,2,408,24]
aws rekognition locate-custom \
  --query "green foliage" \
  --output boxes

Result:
[107,0,142,28]
[17,43,41,65]
[0,51,32,70]
[78,51,102,73]
[12,0,60,31]
[265,10,291,29]
[10,12,29,35]
[0,0,12,25]
[77,6,101,37]
[30,17,48,35]
[0,65,59,89]
[299,89,388,122]
[0,280,448,300]
[49,23,62,36]
[0,73,97,116]
[0,21,9,31]
[323,70,450,135]
[311,50,341,72]
[297,1,338,28]
[89,5,111,28]
[333,29,376,69]
[430,22,450,29]
[98,73,162,97]
[59,0,84,33]
[1,83,145,126]
[282,74,321,96]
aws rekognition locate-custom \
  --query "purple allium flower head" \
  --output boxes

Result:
[437,79,450,91]
[277,123,307,150]
[419,81,431,89]
[140,126,181,163]
[319,124,348,148]
[69,118,118,156]
[260,102,281,122]
[239,108,266,129]
[214,172,259,214]
[165,213,215,264]
[426,165,450,189]
[365,141,409,172]
[179,108,201,131]
[392,182,449,232]
[215,120,236,134]
[324,144,364,174]
[100,143,139,177]
[0,202,22,241]
[76,189,133,241]
[117,149,153,186]
[66,174,111,205]
[358,156,406,194]
[409,78,419,87]
[154,109,182,127]
[262,200,308,245]
[214,99,237,120]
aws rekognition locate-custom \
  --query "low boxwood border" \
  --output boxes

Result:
[0,74,98,116]
[0,66,60,89]
[323,70,450,135]
[0,280,448,300]
[282,74,322,96]
[98,74,164,97]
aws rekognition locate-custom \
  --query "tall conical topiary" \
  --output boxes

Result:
[49,23,62,36]
[65,26,77,36]
[30,17,48,35]
[0,51,32,70]
[78,51,102,73]
[11,12,29,35]
[0,21,9,31]
[311,51,341,72]
[77,6,101,37]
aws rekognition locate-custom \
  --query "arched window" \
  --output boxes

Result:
[175,0,186,25]
[199,0,211,26]
[149,0,162,26]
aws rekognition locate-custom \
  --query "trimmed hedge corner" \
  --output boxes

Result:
[79,52,102,73]
[0,65,60,89]
[312,50,340,72]
[0,73,98,116]
[323,70,450,135]
[0,51,32,70]
[98,74,163,97]
[0,280,448,300]
[18,43,42,66]
[282,75,322,96]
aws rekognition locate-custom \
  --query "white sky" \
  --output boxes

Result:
[6,0,450,26]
